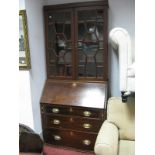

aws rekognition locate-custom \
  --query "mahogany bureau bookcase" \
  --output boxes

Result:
[40,0,109,151]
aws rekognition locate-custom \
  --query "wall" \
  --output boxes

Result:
[19,71,34,128]
[19,0,34,130]
[108,0,135,96]
[44,0,99,5]
[25,0,46,133]
[19,0,46,134]
[19,0,25,10]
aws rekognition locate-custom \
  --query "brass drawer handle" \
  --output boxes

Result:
[54,135,61,141]
[83,139,91,146]
[83,123,92,129]
[53,119,60,125]
[83,111,91,117]
[52,108,60,114]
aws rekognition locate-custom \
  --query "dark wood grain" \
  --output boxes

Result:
[40,80,107,109]
[44,0,108,81]
[44,0,108,11]
[40,80,107,150]
[41,103,105,118]
[42,114,103,132]
[43,128,97,151]
[41,1,108,151]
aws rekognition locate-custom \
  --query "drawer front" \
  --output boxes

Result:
[41,103,105,119]
[43,128,97,151]
[44,114,103,132]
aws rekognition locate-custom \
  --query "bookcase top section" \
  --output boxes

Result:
[44,1,109,11]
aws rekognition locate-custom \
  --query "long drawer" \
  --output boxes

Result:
[42,114,103,132]
[43,128,97,151]
[41,103,105,119]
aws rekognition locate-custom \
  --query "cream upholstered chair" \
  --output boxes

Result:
[94,97,135,155]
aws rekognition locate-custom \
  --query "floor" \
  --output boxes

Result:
[43,145,95,155]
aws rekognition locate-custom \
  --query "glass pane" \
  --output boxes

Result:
[96,22,104,40]
[78,66,85,77]
[19,10,31,69]
[64,50,72,63]
[49,64,72,77]
[97,67,104,78]
[66,66,72,76]
[99,41,103,49]
[47,11,72,78]
[83,32,98,42]
[48,49,56,63]
[56,33,66,51]
[96,52,103,63]
[85,62,96,77]
[49,65,65,77]
[78,50,97,77]
[66,42,72,49]
[86,22,96,33]
[49,12,64,22]
[96,10,104,19]
[64,12,71,21]
[48,24,56,41]
[78,51,85,63]
[55,23,63,33]
[49,66,56,77]
[64,24,71,40]
[82,41,98,56]
[78,10,96,21]
[78,23,86,40]
[77,9,104,79]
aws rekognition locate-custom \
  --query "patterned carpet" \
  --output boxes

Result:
[43,145,95,155]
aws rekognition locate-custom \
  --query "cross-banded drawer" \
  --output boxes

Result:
[43,114,103,132]
[43,128,97,151]
[41,103,105,119]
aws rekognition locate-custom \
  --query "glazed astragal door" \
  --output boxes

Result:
[45,3,108,81]
[76,7,107,80]
[46,10,73,79]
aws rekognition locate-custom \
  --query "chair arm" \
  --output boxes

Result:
[94,120,119,155]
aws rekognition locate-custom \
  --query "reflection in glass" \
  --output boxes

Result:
[48,11,72,77]
[64,24,71,40]
[78,23,85,40]
[77,9,104,79]
[55,23,63,33]
[78,10,96,21]
[19,15,25,64]
[96,22,104,40]
[48,24,56,41]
